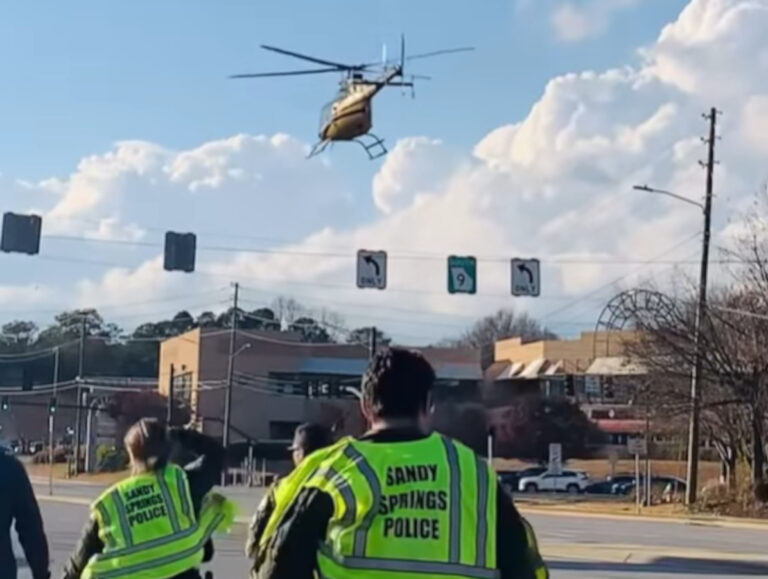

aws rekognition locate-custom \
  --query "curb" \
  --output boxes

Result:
[36,494,91,506]
[518,505,768,531]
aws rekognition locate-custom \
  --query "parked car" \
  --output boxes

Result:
[584,480,615,495]
[497,466,548,493]
[518,470,589,493]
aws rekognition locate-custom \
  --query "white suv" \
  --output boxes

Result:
[518,470,589,493]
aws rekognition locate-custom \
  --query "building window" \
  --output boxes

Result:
[584,376,601,397]
[173,372,194,410]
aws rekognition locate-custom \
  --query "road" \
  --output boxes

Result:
[15,479,768,578]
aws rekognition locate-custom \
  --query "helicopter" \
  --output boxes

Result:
[230,37,473,160]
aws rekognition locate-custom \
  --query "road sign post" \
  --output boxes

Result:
[511,258,541,297]
[628,437,647,511]
[447,255,477,294]
[357,250,387,289]
[548,443,562,475]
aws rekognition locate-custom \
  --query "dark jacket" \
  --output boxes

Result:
[255,428,537,579]
[0,448,49,579]
[245,482,277,565]
[61,428,225,579]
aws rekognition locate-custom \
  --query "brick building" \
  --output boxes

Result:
[158,328,483,446]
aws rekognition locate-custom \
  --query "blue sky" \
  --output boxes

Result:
[1,0,685,179]
[3,0,764,345]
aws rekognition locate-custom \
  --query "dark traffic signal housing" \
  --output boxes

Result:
[1,212,42,255]
[164,231,196,273]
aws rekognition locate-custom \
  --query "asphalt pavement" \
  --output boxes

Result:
[16,478,768,578]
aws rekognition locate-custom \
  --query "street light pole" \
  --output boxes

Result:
[632,107,719,505]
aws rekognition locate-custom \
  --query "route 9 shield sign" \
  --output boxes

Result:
[447,255,477,294]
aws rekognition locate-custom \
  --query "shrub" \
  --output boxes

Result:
[95,444,129,472]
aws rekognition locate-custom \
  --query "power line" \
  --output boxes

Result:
[42,232,743,265]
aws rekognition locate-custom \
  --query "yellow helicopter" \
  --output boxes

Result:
[230,37,473,160]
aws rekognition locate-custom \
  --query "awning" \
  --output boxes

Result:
[585,357,645,376]
[492,358,562,380]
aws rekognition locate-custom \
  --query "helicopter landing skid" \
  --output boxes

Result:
[307,139,331,159]
[355,133,388,160]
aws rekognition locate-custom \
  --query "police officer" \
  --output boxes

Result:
[0,445,49,579]
[245,423,332,573]
[257,347,537,579]
[62,418,235,579]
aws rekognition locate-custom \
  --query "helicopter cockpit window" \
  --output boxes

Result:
[319,101,334,131]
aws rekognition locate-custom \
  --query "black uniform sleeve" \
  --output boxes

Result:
[10,457,50,579]
[60,517,103,579]
[172,428,226,509]
[497,483,536,579]
[257,487,334,579]
[246,486,277,559]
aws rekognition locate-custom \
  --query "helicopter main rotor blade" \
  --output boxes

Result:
[260,45,358,70]
[405,46,475,61]
[229,68,342,79]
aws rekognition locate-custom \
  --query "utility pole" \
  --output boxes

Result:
[686,107,719,505]
[368,326,377,359]
[48,346,60,496]
[167,364,175,427]
[73,315,86,475]
[222,282,239,485]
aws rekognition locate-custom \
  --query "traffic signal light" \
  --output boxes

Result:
[48,396,57,414]
[565,375,575,397]
[1,212,42,255]
[164,231,196,273]
[1,396,8,411]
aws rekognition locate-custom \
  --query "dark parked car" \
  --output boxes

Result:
[584,480,615,495]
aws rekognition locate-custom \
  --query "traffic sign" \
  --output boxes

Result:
[627,437,647,456]
[511,258,541,297]
[357,250,387,289]
[447,255,477,294]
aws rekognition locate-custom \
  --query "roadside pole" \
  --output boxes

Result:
[48,346,60,496]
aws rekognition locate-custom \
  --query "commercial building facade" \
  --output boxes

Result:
[158,328,483,446]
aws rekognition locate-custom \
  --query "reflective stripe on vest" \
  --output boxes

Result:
[259,436,353,549]
[306,433,498,579]
[82,466,235,579]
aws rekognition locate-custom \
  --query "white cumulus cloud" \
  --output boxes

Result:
[3,0,768,344]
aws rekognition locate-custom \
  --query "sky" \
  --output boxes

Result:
[2,0,768,346]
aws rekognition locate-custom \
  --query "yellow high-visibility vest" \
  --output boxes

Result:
[521,516,549,579]
[258,437,353,550]
[82,464,235,579]
[305,432,498,579]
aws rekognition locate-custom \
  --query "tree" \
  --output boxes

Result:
[0,321,38,350]
[241,308,280,331]
[171,310,195,333]
[196,311,218,328]
[272,296,305,326]
[290,317,333,343]
[493,395,601,462]
[624,287,768,490]
[346,327,391,348]
[444,309,557,349]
